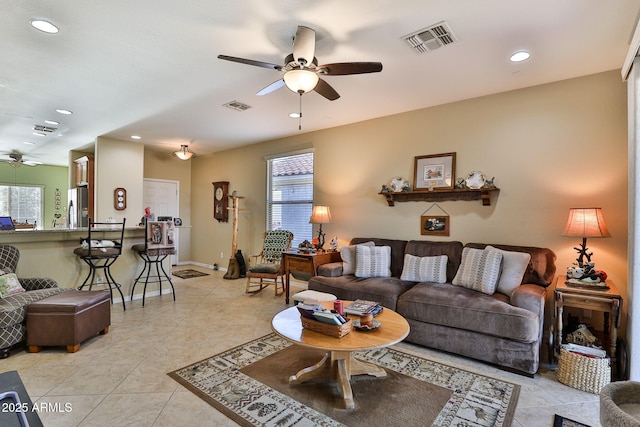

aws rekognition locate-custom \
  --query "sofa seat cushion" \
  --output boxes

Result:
[308,275,417,311]
[0,288,67,328]
[396,282,539,343]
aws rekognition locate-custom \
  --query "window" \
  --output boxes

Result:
[266,151,313,248]
[0,184,44,227]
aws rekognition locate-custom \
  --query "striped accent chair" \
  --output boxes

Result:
[0,245,66,358]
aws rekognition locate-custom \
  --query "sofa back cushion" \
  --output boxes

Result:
[405,240,464,282]
[465,243,557,286]
[350,238,407,278]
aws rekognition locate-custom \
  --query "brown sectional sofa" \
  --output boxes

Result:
[308,238,556,375]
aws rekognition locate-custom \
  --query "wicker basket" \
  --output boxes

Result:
[557,348,611,394]
[301,316,352,338]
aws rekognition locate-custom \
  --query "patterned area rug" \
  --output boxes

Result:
[553,414,592,427]
[172,269,209,279]
[168,333,520,426]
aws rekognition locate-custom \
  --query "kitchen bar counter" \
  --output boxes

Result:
[0,227,149,305]
[0,226,145,243]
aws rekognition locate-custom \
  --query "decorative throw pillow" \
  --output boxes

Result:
[355,245,391,278]
[0,273,24,297]
[452,247,503,294]
[400,254,448,283]
[486,245,531,297]
[340,241,375,275]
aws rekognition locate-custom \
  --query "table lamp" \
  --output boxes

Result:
[562,207,611,267]
[309,205,332,250]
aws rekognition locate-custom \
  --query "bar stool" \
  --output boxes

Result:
[73,218,127,310]
[131,219,176,306]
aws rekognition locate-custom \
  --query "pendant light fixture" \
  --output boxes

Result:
[173,145,196,160]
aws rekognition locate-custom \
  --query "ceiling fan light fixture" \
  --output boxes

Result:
[174,144,195,160]
[283,69,319,93]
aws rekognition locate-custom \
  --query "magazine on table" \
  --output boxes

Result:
[344,299,383,316]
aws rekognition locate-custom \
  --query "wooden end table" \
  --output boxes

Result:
[282,250,342,304]
[554,275,622,364]
[271,301,410,409]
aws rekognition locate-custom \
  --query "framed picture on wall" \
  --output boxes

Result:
[413,152,456,191]
[420,215,450,236]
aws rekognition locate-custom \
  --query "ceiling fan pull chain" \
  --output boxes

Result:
[298,92,303,131]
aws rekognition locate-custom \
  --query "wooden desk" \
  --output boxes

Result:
[282,250,342,304]
[554,276,622,363]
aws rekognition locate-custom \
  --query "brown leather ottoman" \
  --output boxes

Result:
[26,290,111,353]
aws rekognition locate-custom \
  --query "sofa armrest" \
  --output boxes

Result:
[511,283,545,318]
[19,277,59,291]
[317,262,343,277]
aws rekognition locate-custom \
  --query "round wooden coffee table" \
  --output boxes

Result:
[271,301,410,409]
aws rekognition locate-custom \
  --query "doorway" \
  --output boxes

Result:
[143,179,179,265]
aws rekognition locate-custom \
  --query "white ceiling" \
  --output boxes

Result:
[1,0,639,166]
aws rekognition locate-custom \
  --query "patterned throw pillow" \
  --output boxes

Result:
[355,245,391,278]
[0,273,25,297]
[452,247,503,294]
[340,241,374,275]
[486,245,531,297]
[400,254,448,283]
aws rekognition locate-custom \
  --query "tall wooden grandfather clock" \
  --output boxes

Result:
[212,181,229,222]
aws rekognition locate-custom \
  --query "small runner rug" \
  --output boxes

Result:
[172,269,209,279]
[168,333,520,427]
[553,414,592,427]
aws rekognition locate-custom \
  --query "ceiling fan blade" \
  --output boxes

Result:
[293,26,316,66]
[257,79,286,96]
[318,62,383,75]
[217,55,282,71]
[314,78,340,101]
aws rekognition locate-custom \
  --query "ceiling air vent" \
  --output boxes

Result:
[402,21,456,54]
[33,124,57,132]
[223,100,251,112]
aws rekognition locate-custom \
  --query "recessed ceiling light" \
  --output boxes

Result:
[44,119,60,125]
[23,141,35,146]
[510,51,531,62]
[33,132,46,137]
[55,109,73,115]
[30,19,59,34]
[131,135,142,140]
[289,112,301,118]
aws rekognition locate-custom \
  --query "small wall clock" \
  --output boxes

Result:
[212,181,229,222]
[114,188,126,210]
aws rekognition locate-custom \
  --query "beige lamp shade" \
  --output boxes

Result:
[309,205,332,224]
[562,208,611,238]
[309,206,331,250]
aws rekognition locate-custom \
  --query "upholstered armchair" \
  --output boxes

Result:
[0,245,66,358]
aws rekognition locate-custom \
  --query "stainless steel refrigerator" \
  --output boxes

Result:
[68,187,89,228]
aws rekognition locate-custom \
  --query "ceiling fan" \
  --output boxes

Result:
[218,25,383,101]
[1,152,41,168]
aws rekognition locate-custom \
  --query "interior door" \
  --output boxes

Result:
[143,179,179,264]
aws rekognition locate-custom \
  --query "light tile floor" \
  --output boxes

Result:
[1,268,602,426]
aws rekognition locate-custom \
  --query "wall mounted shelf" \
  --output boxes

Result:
[379,187,500,206]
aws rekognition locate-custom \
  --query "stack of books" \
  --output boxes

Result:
[344,299,383,316]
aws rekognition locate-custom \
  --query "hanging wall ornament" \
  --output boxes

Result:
[420,203,450,236]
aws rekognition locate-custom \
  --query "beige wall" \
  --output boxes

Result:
[190,70,628,331]
[95,137,145,223]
